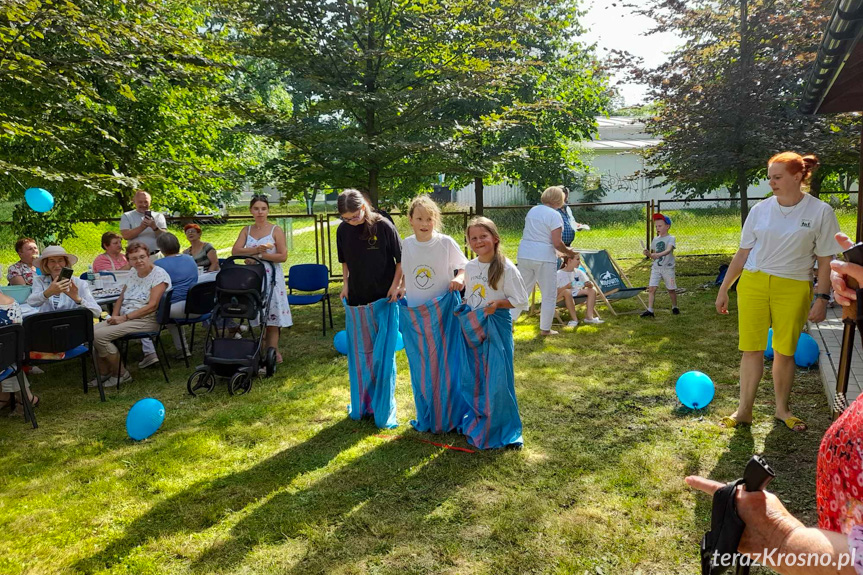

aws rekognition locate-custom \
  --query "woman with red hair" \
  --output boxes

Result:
[183,223,219,272]
[716,152,840,432]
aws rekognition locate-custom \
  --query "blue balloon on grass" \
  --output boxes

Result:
[765,328,774,360]
[126,398,165,441]
[794,332,820,368]
[24,187,54,212]
[334,330,348,355]
[676,371,715,410]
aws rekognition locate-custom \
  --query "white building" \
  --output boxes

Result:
[450,116,772,207]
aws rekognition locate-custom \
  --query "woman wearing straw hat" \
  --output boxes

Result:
[27,245,101,318]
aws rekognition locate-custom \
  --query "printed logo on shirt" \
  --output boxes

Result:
[467,284,486,309]
[367,234,379,249]
[413,266,433,290]
[801,219,812,229]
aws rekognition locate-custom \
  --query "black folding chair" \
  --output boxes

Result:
[287,264,333,336]
[169,281,217,367]
[115,289,173,385]
[0,324,36,428]
[23,308,104,402]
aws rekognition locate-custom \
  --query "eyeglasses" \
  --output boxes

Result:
[341,209,364,223]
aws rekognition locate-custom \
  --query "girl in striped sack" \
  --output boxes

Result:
[456,217,527,449]
[399,195,469,433]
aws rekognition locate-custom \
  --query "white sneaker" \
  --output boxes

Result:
[583,317,605,324]
[566,320,579,328]
[138,353,160,369]
[104,371,132,387]
[29,366,44,375]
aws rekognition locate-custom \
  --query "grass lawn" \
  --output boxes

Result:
[0,256,830,574]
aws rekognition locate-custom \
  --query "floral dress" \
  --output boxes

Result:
[817,396,863,573]
[244,225,292,328]
[7,262,35,286]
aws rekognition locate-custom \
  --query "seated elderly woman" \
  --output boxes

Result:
[91,242,171,387]
[153,232,198,359]
[183,224,219,272]
[27,246,101,318]
[92,232,130,273]
[7,237,39,286]
[0,291,37,416]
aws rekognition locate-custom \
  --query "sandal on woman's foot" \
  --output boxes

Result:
[720,416,750,429]
[777,416,807,432]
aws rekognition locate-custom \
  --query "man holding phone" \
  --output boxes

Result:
[120,190,167,261]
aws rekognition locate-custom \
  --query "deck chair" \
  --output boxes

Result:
[576,249,647,316]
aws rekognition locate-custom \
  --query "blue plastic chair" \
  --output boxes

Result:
[79,271,117,281]
[168,281,217,367]
[287,264,333,336]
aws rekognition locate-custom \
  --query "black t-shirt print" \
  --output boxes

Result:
[337,217,402,306]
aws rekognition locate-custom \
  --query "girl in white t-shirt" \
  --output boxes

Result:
[464,217,528,317]
[556,253,603,328]
[401,196,468,307]
[716,152,840,433]
[517,186,577,335]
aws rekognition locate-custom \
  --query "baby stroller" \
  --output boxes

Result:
[187,255,278,396]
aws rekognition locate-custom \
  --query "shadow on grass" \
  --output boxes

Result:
[190,432,497,574]
[73,417,377,574]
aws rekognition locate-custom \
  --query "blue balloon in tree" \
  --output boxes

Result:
[24,187,54,212]
[126,398,165,441]
[676,371,715,410]
[334,330,349,355]
[764,328,774,360]
[794,333,820,368]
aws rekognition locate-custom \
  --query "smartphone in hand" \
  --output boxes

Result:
[59,267,74,281]
[144,210,152,219]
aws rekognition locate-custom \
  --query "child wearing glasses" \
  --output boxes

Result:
[337,189,403,305]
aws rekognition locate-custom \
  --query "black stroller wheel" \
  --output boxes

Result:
[229,371,253,396]
[187,370,215,397]
[265,347,277,378]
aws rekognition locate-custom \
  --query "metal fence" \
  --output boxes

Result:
[5,193,857,280]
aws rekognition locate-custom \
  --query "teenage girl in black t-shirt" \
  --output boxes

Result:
[336,189,403,306]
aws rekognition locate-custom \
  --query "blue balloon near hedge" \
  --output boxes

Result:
[126,398,165,441]
[764,328,774,360]
[676,371,715,410]
[24,187,54,212]
[794,332,820,368]
[334,330,349,355]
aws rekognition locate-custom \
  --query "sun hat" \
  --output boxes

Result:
[34,245,79,273]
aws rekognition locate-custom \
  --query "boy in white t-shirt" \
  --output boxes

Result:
[641,212,678,317]
[556,253,603,327]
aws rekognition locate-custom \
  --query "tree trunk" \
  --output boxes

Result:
[474,177,484,215]
[810,171,824,199]
[738,167,750,226]
[368,169,379,207]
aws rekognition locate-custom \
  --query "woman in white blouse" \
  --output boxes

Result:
[517,186,577,335]
[92,242,171,387]
[27,246,101,318]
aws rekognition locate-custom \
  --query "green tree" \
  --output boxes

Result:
[630,0,857,224]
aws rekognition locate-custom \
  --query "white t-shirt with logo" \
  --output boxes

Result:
[120,210,168,253]
[740,194,841,282]
[464,257,529,312]
[401,232,469,307]
[650,234,676,269]
[517,205,564,263]
[556,268,590,292]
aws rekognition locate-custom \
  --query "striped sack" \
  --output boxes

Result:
[454,303,524,449]
[344,297,399,429]
[399,291,469,434]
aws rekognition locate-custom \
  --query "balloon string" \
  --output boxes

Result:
[6,173,27,191]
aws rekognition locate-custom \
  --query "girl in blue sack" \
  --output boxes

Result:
[399,195,469,433]
[456,217,527,449]
[337,189,403,428]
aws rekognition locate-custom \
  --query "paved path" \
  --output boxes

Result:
[811,305,863,408]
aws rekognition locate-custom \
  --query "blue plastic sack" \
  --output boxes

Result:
[344,298,399,429]
[454,303,523,449]
[399,291,469,434]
